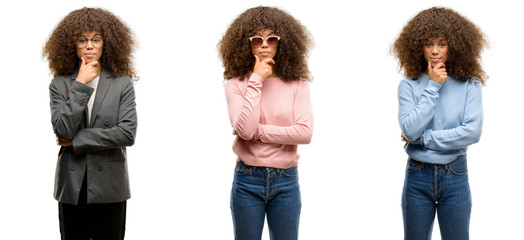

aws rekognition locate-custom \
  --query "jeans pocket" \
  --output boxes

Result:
[280,166,298,177]
[449,158,468,176]
[406,160,419,173]
[234,162,253,176]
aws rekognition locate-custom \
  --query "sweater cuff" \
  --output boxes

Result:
[426,80,442,93]
[250,73,265,83]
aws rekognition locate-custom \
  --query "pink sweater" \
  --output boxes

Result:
[225,73,313,169]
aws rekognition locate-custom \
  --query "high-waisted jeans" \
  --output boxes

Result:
[230,161,301,240]
[402,154,471,240]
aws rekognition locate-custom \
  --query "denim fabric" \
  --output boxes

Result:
[402,154,471,240]
[231,161,301,240]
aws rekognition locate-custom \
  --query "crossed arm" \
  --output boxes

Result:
[225,75,313,145]
[398,80,482,151]
[50,78,137,154]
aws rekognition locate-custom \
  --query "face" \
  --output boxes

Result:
[250,29,279,61]
[423,37,448,68]
[76,31,104,64]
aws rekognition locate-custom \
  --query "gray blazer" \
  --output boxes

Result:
[49,69,137,204]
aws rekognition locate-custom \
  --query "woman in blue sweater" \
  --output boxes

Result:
[392,7,487,240]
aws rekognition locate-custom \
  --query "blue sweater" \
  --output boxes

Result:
[398,74,483,164]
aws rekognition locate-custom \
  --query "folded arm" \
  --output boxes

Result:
[72,79,137,154]
[418,83,482,150]
[254,82,313,145]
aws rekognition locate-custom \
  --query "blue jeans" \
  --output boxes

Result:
[402,155,471,240]
[230,161,301,240]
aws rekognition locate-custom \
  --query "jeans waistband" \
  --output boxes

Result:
[237,160,295,171]
[409,154,467,169]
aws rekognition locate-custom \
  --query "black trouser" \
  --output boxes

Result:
[58,176,127,240]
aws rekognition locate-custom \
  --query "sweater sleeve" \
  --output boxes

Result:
[398,80,442,142]
[419,82,483,150]
[225,74,264,140]
[254,81,313,144]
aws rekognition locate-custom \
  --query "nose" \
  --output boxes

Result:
[86,39,94,49]
[261,38,269,48]
[431,45,438,55]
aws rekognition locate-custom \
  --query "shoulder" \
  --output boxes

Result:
[50,73,75,85]
[225,76,247,89]
[106,73,134,89]
[293,79,310,91]
[464,78,482,95]
[398,78,415,90]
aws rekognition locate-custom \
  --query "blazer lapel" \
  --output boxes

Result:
[89,70,111,127]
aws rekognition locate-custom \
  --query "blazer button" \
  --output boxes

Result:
[70,167,75,171]
[98,167,103,171]
[104,121,110,126]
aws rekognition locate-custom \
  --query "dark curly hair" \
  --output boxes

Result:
[43,7,137,80]
[392,7,487,84]
[218,6,312,81]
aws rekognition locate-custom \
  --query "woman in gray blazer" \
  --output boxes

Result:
[43,7,137,240]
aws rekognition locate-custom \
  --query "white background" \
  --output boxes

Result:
[0,0,522,239]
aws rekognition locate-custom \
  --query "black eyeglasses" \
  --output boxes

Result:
[76,37,104,48]
[249,36,280,46]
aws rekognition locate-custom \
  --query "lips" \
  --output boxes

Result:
[259,51,271,57]
[84,53,97,58]
[429,57,441,62]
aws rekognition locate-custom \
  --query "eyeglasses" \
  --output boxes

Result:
[76,37,104,48]
[249,36,280,46]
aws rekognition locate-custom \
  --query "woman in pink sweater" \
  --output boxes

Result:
[218,6,313,240]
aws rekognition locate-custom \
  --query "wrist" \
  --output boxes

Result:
[250,73,265,83]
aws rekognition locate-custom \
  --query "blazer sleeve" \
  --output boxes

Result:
[50,78,94,140]
[225,74,264,140]
[72,78,137,154]
[254,81,313,144]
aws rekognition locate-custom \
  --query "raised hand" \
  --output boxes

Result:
[253,55,275,79]
[427,61,447,85]
[76,57,101,84]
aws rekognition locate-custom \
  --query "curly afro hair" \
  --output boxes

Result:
[43,7,137,80]
[218,6,312,82]
[392,7,487,84]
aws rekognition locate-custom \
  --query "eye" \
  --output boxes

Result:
[250,37,263,45]
[78,39,88,43]
[267,36,280,45]
[92,38,102,43]
[439,43,447,47]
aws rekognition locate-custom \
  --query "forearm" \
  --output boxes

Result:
[255,123,312,144]
[72,124,136,153]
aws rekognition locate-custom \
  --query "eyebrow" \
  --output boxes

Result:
[79,33,103,38]
[253,31,277,36]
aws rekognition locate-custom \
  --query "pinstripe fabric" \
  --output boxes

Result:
[50,69,137,204]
